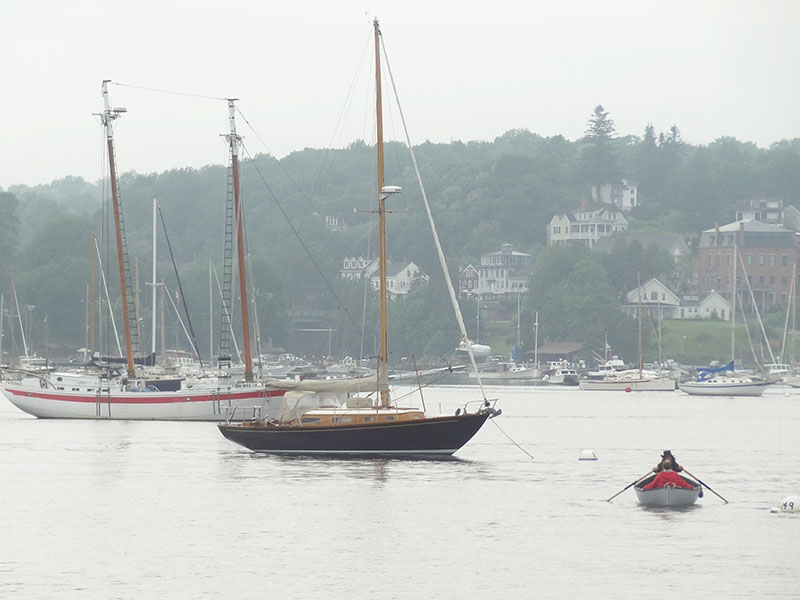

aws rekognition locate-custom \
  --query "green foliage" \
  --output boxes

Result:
[1,124,799,362]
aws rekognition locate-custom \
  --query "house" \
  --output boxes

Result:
[735,197,785,225]
[623,278,731,321]
[458,264,479,297]
[368,261,428,297]
[622,278,681,320]
[590,179,638,211]
[474,243,533,297]
[698,220,798,313]
[678,292,730,320]
[784,205,800,231]
[340,256,378,280]
[528,342,583,364]
[547,199,629,248]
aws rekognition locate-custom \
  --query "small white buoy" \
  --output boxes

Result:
[777,495,800,513]
[579,449,598,461]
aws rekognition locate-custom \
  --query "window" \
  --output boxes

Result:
[747,255,753,266]
[759,275,765,285]
[651,291,658,301]
[782,255,788,267]
[708,255,713,266]
[760,255,765,266]
[782,277,788,286]
[770,276,775,285]
[770,255,776,266]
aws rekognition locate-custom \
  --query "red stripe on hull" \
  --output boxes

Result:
[3,387,284,405]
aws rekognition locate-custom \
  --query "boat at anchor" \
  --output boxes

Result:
[218,19,500,456]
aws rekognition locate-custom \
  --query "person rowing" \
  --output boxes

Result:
[644,451,694,490]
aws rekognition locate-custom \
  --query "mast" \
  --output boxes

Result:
[226,99,253,382]
[100,80,137,379]
[151,198,158,356]
[731,241,737,366]
[374,18,390,407]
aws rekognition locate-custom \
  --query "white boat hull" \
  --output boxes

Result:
[0,384,284,421]
[580,377,676,391]
[678,380,770,396]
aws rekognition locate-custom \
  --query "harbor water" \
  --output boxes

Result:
[1,384,798,599]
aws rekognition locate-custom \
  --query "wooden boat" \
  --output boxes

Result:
[634,473,702,507]
[2,82,283,421]
[218,19,500,457]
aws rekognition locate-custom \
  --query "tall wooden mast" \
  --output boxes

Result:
[226,99,253,382]
[101,80,136,379]
[374,18,390,407]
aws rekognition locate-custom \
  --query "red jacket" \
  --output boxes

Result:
[643,470,694,490]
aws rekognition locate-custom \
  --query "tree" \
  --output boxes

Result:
[580,105,622,186]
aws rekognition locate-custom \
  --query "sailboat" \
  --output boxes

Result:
[580,282,675,391]
[679,243,770,397]
[0,82,283,420]
[218,19,500,456]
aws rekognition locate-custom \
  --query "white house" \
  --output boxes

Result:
[623,279,730,321]
[590,179,638,211]
[623,278,681,319]
[547,199,629,247]
[340,256,379,280]
[368,261,428,297]
[678,292,730,321]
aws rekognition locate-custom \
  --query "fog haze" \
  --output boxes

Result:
[1,0,798,188]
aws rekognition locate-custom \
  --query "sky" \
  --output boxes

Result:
[1,0,799,189]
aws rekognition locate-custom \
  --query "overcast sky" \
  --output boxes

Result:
[1,0,798,189]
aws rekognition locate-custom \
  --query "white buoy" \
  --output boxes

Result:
[776,495,800,513]
[579,449,598,461]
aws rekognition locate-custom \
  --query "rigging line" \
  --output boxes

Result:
[235,106,371,264]
[157,203,203,366]
[109,81,226,102]
[491,418,535,460]
[380,32,488,401]
[239,142,364,335]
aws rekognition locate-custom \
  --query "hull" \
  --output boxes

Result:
[678,380,770,396]
[218,410,493,456]
[580,377,676,391]
[635,482,702,507]
[1,383,284,421]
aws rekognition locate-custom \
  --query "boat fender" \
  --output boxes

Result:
[39,379,47,389]
[455,408,461,416]
[778,495,800,513]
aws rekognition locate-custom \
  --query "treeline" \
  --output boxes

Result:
[2,108,799,363]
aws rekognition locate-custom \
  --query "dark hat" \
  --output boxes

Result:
[661,450,674,458]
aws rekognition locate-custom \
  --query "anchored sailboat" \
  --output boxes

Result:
[218,19,500,456]
[0,82,283,420]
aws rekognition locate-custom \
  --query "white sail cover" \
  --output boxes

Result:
[265,363,388,394]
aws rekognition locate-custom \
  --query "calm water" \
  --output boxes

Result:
[1,384,798,599]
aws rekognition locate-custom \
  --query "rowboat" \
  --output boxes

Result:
[634,474,702,507]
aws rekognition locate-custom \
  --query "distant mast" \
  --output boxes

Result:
[100,80,137,379]
[226,99,253,382]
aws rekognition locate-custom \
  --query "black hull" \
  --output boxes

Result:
[218,411,493,457]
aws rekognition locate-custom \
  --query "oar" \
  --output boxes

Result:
[682,469,729,504]
[607,472,652,502]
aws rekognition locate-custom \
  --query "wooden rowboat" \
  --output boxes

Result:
[634,474,702,507]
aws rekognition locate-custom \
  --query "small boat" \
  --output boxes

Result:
[634,473,702,507]
[543,361,580,385]
[580,369,676,391]
[218,19,500,457]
